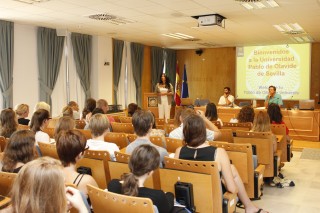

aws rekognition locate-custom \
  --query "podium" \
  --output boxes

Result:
[143,93,175,118]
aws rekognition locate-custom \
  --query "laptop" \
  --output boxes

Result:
[299,100,315,110]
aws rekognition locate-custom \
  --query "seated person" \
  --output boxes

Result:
[83,108,104,130]
[15,103,30,125]
[30,109,50,145]
[96,99,115,123]
[125,110,168,167]
[82,98,96,123]
[68,101,80,120]
[169,108,221,141]
[54,116,76,141]
[174,114,268,213]
[267,103,290,142]
[218,87,234,107]
[0,108,18,138]
[2,157,88,213]
[230,106,255,124]
[87,113,119,160]
[251,111,277,152]
[56,130,98,199]
[264,85,283,108]
[1,130,35,173]
[205,102,223,126]
[33,101,51,114]
[127,103,139,117]
[61,106,74,118]
[150,112,166,145]
[108,144,174,213]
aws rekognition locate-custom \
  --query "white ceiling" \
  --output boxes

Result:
[0,0,320,49]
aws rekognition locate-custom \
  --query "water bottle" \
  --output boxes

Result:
[252,99,257,108]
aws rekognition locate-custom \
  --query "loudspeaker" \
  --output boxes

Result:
[195,49,203,56]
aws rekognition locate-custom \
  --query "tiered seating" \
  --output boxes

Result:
[165,137,183,153]
[222,122,252,134]
[0,171,17,196]
[271,124,292,162]
[218,129,234,143]
[119,116,132,124]
[37,142,59,159]
[75,120,86,129]
[0,137,7,152]
[104,132,128,149]
[43,127,55,138]
[111,122,134,134]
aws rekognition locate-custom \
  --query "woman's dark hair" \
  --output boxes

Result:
[30,109,50,133]
[132,110,153,137]
[56,130,87,167]
[1,130,35,172]
[237,106,255,123]
[127,103,138,117]
[0,108,18,138]
[158,73,171,89]
[150,112,157,129]
[121,144,160,196]
[183,114,207,147]
[267,103,283,123]
[205,103,218,121]
[82,98,96,119]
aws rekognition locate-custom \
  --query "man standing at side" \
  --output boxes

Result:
[218,87,234,107]
[264,85,283,108]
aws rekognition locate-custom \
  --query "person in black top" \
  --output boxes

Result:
[108,144,174,213]
[15,104,30,125]
[174,114,268,213]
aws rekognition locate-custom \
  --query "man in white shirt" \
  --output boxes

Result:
[218,87,234,107]
[169,108,221,141]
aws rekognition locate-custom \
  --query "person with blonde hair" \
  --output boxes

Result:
[34,101,50,114]
[2,157,88,213]
[1,130,35,173]
[0,108,18,138]
[15,104,30,125]
[61,106,73,118]
[56,130,98,199]
[68,101,80,120]
[54,116,75,141]
[87,113,119,160]
[252,111,277,152]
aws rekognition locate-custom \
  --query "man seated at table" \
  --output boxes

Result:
[218,87,234,107]
[264,85,283,108]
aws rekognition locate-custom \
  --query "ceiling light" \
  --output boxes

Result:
[265,0,279,7]
[238,0,279,9]
[235,0,261,2]
[241,3,254,9]
[274,23,305,35]
[14,0,49,4]
[253,2,266,8]
[293,37,304,42]
[175,33,194,39]
[162,33,194,40]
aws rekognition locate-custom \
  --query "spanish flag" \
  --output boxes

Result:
[174,63,181,106]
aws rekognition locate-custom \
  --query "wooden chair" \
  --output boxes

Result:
[38,142,59,159]
[211,120,222,129]
[271,124,291,162]
[43,127,55,138]
[150,136,165,148]
[78,129,92,140]
[234,130,281,178]
[17,124,30,130]
[119,116,132,124]
[127,134,137,143]
[47,118,58,128]
[0,137,7,152]
[108,152,160,189]
[165,137,184,153]
[155,118,165,126]
[167,119,175,125]
[0,171,17,196]
[222,122,252,134]
[111,122,134,134]
[209,141,265,199]
[218,129,234,143]
[75,120,86,129]
[160,157,237,213]
[165,125,176,135]
[76,150,111,189]
[104,132,128,149]
[87,184,155,213]
[109,115,120,123]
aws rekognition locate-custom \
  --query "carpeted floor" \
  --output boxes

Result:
[300,148,320,160]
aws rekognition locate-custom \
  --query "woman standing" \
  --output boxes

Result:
[155,73,174,122]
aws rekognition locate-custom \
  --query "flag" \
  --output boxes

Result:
[181,64,189,98]
[174,63,181,106]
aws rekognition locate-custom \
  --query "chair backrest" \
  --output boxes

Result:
[234,130,274,177]
[160,157,224,213]
[104,132,128,149]
[43,127,55,138]
[119,116,132,124]
[222,122,252,133]
[165,137,183,153]
[271,124,286,136]
[109,154,160,189]
[47,118,59,128]
[87,184,155,213]
[155,118,165,126]
[211,120,221,129]
[271,124,287,162]
[0,136,7,152]
[150,136,165,148]
[78,129,92,140]
[127,134,138,143]
[76,150,111,189]
[218,129,234,143]
[38,142,59,159]
[75,120,86,129]
[111,122,134,134]
[165,125,176,135]
[167,119,175,125]
[17,124,30,130]
[0,171,18,196]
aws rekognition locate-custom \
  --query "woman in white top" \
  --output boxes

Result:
[30,109,50,145]
[87,113,119,161]
[155,73,174,122]
[205,102,223,126]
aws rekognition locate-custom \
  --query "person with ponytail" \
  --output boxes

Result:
[108,144,174,213]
